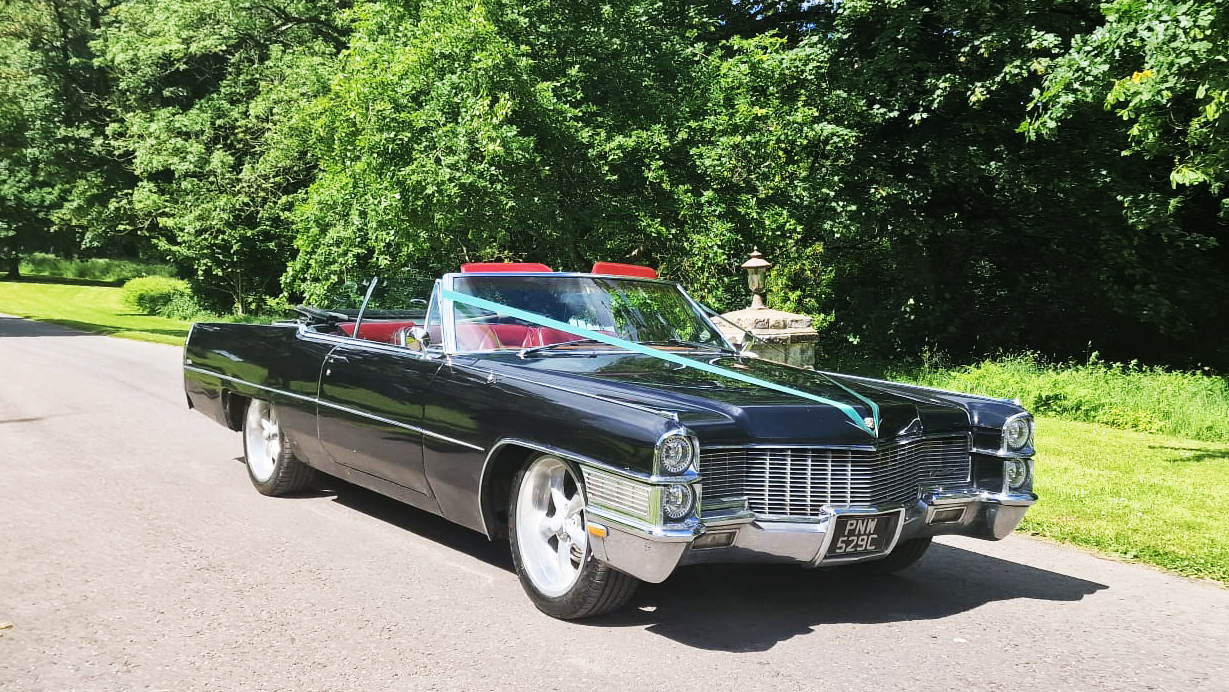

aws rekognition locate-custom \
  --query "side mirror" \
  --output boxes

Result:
[394,325,432,351]
[406,326,430,351]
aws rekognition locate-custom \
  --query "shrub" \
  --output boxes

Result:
[160,292,213,321]
[895,353,1229,443]
[121,276,192,315]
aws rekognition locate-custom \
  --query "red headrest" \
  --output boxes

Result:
[590,262,658,279]
[460,262,553,273]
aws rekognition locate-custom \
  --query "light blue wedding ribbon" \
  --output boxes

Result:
[441,288,878,434]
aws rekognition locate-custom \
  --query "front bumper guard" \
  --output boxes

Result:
[585,487,1036,583]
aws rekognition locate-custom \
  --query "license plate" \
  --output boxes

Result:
[826,512,899,558]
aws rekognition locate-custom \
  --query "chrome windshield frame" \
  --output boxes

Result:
[437,271,736,356]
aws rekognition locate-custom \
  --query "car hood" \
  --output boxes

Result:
[478,352,972,445]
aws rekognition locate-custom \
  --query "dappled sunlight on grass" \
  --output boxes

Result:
[0,279,193,345]
[1025,417,1229,584]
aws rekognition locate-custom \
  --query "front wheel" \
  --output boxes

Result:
[508,454,639,619]
[242,399,316,496]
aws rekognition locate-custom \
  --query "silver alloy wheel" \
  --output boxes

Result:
[514,455,588,598]
[244,400,280,483]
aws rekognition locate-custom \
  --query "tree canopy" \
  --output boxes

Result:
[2,0,1226,367]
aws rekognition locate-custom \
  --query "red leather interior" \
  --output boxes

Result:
[590,262,658,278]
[454,324,588,350]
[460,262,553,273]
[339,320,599,351]
[337,320,418,344]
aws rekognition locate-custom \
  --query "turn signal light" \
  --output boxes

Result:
[930,507,966,524]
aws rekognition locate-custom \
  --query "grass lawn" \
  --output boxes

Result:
[1027,417,1229,585]
[0,278,192,345]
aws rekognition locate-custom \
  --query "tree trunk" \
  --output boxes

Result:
[5,254,20,279]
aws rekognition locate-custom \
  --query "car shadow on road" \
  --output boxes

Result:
[309,475,513,572]
[594,549,1107,651]
[291,473,1107,652]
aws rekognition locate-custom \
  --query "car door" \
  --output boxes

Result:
[315,277,441,496]
[316,342,441,495]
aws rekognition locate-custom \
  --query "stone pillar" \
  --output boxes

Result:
[717,308,819,369]
[718,248,819,369]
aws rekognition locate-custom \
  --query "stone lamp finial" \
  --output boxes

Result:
[740,248,772,310]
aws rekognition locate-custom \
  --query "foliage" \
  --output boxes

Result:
[0,0,114,276]
[1025,417,1229,585]
[97,0,350,314]
[2,0,1228,369]
[1029,0,1229,193]
[898,353,1229,443]
[120,276,192,315]
[19,253,174,282]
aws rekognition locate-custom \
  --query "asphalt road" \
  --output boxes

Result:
[2,315,1227,692]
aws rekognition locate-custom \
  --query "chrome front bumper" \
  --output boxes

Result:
[585,487,1036,583]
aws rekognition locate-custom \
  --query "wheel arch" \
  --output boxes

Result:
[479,440,600,541]
[222,390,250,431]
[478,442,538,540]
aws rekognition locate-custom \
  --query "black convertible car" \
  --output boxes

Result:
[183,262,1036,618]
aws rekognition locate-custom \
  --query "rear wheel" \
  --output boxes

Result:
[508,454,639,619]
[846,537,933,575]
[242,400,316,496]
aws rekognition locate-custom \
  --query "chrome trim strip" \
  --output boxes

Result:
[183,365,484,452]
[297,324,441,360]
[585,506,701,541]
[185,365,318,404]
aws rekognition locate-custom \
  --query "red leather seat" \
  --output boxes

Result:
[455,324,504,351]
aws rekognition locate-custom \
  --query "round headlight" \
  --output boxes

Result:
[662,483,695,521]
[1005,458,1031,490]
[1004,417,1032,451]
[658,435,694,474]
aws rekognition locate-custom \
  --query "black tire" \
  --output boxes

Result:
[508,454,639,619]
[845,536,933,575]
[242,399,316,496]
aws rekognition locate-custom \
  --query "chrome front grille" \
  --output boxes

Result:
[699,436,970,517]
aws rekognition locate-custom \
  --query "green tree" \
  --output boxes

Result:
[0,0,123,278]
[98,0,348,312]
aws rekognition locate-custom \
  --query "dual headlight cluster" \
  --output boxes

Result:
[656,433,697,522]
[1002,414,1034,492]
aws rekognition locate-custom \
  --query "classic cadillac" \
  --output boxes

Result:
[183,262,1037,619]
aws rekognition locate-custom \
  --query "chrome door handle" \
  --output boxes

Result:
[328,354,349,363]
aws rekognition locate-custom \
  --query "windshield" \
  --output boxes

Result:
[450,275,729,352]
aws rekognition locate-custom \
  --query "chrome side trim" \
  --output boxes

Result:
[183,365,483,452]
[298,325,441,360]
[185,365,318,405]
